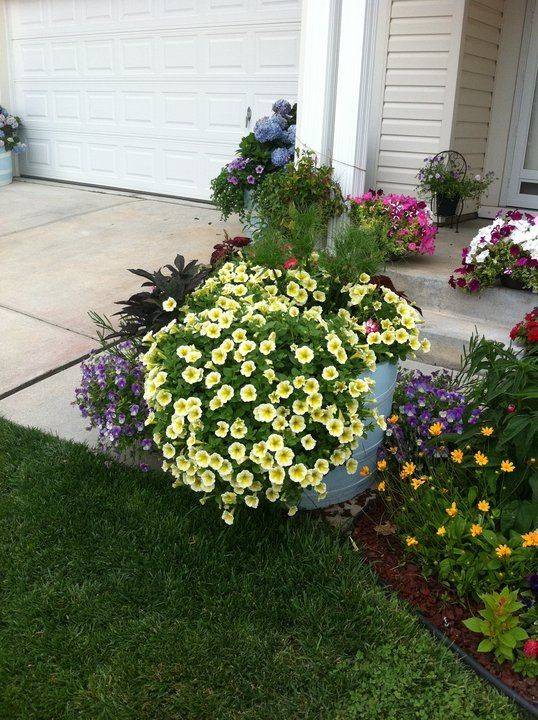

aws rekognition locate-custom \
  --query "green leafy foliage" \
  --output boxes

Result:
[90,254,210,347]
[318,222,389,285]
[452,334,538,510]
[463,588,528,663]
[253,152,345,233]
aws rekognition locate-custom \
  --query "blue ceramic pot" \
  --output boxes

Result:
[0,149,12,187]
[299,361,399,509]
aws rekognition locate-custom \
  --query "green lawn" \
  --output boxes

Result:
[0,419,520,720]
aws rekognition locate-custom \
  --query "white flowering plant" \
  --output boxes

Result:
[449,211,538,293]
[141,258,428,523]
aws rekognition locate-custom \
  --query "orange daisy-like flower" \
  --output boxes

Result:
[500,459,515,473]
[377,459,387,471]
[428,422,443,437]
[377,481,386,492]
[400,461,416,479]
[410,477,426,490]
[436,526,446,537]
[388,414,399,424]
[359,465,370,477]
[450,449,463,464]
[470,524,483,537]
[445,502,458,518]
[477,500,490,513]
[474,451,488,466]
[406,536,419,547]
[495,544,511,559]
[521,530,538,547]
[480,426,494,437]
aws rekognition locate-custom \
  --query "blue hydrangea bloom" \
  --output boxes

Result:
[284,124,296,145]
[253,116,284,143]
[272,99,292,117]
[271,147,293,167]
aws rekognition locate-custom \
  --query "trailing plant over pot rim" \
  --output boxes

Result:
[449,210,538,293]
[210,99,296,221]
[416,155,494,208]
[348,189,437,257]
[141,257,429,523]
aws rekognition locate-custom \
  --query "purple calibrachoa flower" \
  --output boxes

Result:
[75,342,154,461]
[379,369,479,462]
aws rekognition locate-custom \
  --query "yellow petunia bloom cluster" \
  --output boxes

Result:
[140,261,427,523]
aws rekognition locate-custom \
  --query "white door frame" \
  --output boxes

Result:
[503,0,538,209]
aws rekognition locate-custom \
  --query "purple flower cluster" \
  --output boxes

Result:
[75,341,153,466]
[381,370,481,460]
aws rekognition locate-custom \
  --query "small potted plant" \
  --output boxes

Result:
[253,150,345,233]
[510,308,538,354]
[210,99,296,229]
[348,189,437,257]
[449,210,538,293]
[416,154,494,218]
[0,105,27,187]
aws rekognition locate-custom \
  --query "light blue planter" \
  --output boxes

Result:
[0,149,13,187]
[299,361,399,509]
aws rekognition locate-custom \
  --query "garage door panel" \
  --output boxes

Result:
[7,0,300,199]
[8,0,301,39]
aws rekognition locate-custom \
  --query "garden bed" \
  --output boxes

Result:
[353,500,537,708]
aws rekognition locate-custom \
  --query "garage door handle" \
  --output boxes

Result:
[245,106,252,128]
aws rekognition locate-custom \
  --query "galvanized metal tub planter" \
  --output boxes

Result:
[299,360,399,510]
[0,149,13,187]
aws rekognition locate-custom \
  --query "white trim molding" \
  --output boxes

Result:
[296,0,379,198]
[0,0,11,108]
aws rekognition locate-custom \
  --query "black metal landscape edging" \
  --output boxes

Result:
[344,504,538,718]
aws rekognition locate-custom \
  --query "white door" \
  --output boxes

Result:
[507,0,538,209]
[6,0,301,200]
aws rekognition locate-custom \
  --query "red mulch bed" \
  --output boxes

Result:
[352,501,537,705]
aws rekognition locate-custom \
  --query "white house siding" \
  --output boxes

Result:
[371,0,466,197]
[452,0,504,191]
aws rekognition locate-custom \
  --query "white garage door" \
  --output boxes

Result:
[6,0,301,200]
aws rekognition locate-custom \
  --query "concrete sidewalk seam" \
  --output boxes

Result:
[0,197,141,239]
[0,351,91,401]
[0,304,97,341]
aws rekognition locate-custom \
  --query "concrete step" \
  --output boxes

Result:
[388,262,535,326]
[415,308,510,369]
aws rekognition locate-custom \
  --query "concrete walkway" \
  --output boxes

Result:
[0,179,241,396]
[0,179,443,446]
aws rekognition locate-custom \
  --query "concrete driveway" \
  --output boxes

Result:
[0,180,241,396]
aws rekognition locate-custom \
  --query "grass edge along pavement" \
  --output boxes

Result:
[0,418,522,720]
